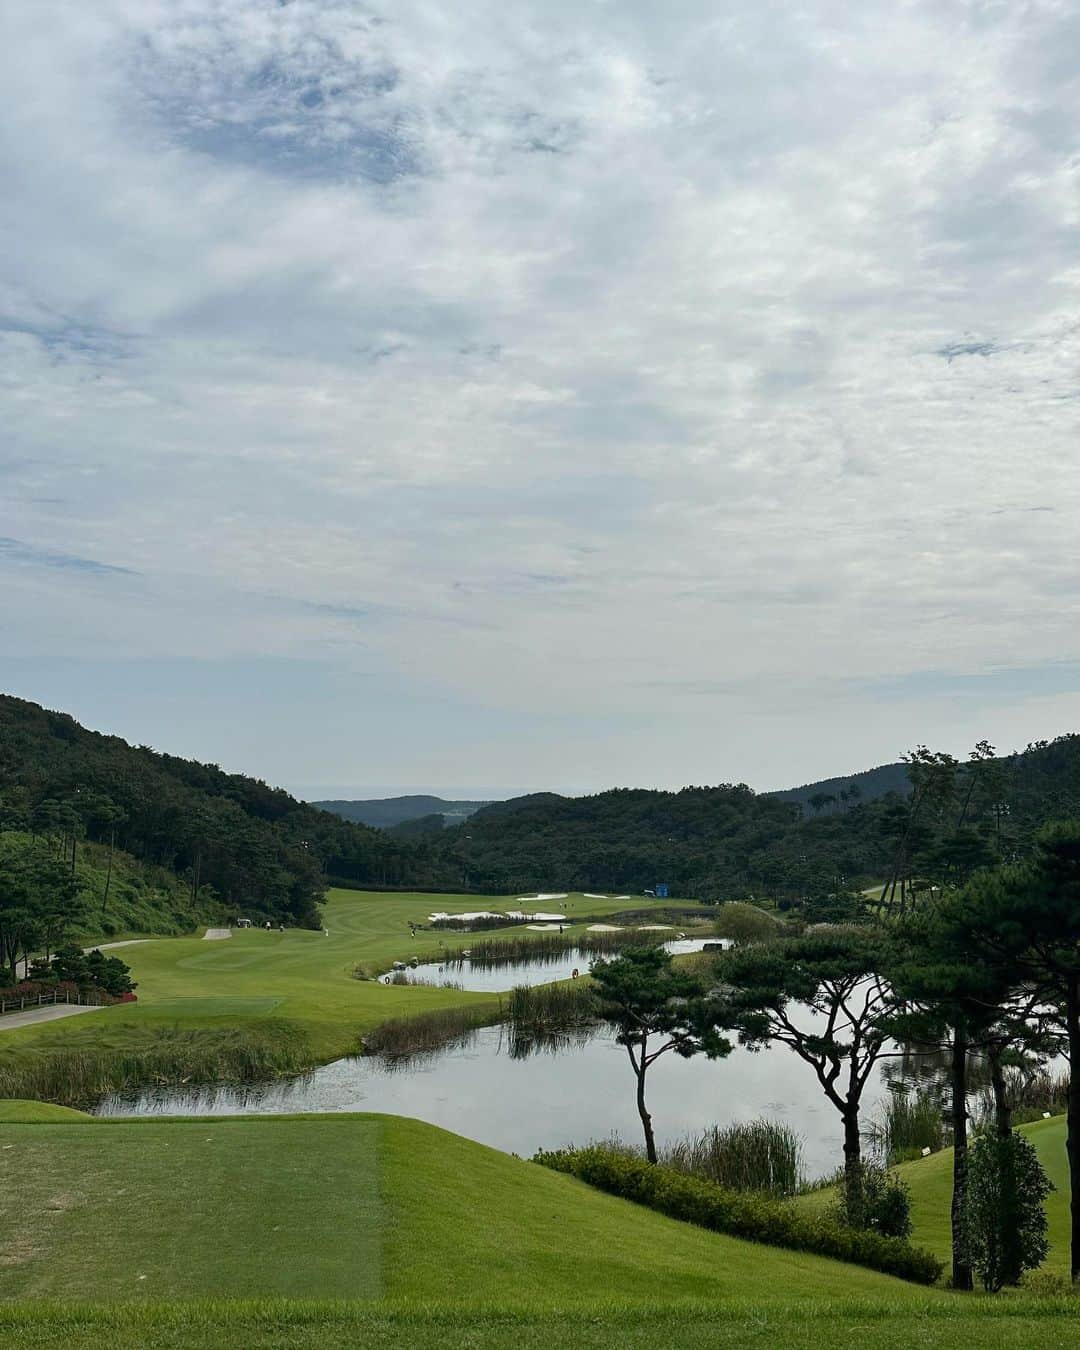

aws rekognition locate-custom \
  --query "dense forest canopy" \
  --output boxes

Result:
[5,694,1080,913]
[0,695,449,927]
[423,738,1080,902]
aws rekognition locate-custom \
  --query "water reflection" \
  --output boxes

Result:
[395,938,718,993]
[96,1019,898,1180]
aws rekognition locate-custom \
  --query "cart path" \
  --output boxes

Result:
[0,1003,106,1032]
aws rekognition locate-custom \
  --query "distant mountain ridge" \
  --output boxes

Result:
[765,762,911,814]
[313,794,492,829]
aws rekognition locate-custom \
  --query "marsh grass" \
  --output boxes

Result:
[0,1023,312,1107]
[867,1088,948,1163]
[661,1120,804,1195]
[507,981,598,1038]
[362,1002,503,1060]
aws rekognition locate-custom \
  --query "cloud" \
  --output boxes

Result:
[3,0,1080,790]
[0,537,137,577]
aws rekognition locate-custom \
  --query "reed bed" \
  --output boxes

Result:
[866,1087,948,1163]
[660,1120,804,1196]
[587,1120,804,1196]
[361,1001,503,1061]
[507,981,598,1038]
[0,1024,312,1108]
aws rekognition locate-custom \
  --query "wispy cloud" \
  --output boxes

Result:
[0,537,137,577]
[3,1,1080,791]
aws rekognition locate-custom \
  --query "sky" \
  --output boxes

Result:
[4,1,1080,801]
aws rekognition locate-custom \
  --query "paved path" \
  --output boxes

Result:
[0,1003,106,1032]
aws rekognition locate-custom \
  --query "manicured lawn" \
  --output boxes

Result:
[2,890,697,1073]
[2,1111,937,1305]
[796,1116,1072,1280]
[5,1299,1080,1350]
[0,1116,383,1300]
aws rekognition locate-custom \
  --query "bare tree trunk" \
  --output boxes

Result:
[951,1023,973,1291]
[629,1036,657,1164]
[988,1040,1012,1139]
[842,1106,862,1221]
[102,826,115,914]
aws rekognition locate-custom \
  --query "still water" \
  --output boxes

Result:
[396,938,718,992]
[94,1020,901,1180]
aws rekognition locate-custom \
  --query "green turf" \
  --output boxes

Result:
[3,1299,1080,1350]
[796,1116,1072,1280]
[0,889,699,1072]
[0,1100,93,1123]
[0,1116,383,1300]
[0,1112,941,1305]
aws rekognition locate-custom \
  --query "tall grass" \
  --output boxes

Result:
[361,1002,502,1061]
[972,1067,1071,1127]
[0,1023,312,1107]
[507,982,598,1037]
[866,1087,948,1163]
[659,1121,804,1196]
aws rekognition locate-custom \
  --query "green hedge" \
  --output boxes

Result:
[534,1146,943,1286]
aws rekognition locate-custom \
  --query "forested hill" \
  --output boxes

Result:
[431,737,1080,901]
[766,761,911,815]
[0,696,450,927]
[314,794,492,828]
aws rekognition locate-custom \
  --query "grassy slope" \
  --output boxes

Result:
[797,1117,1071,1279]
[0,1111,936,1304]
[3,1114,1079,1349]
[0,830,216,945]
[0,889,693,1070]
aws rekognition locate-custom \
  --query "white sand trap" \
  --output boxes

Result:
[587,924,622,932]
[638,924,675,931]
[516,894,568,903]
[428,911,506,923]
[203,928,232,941]
[583,893,609,900]
[507,910,566,922]
[614,895,631,900]
[527,923,565,931]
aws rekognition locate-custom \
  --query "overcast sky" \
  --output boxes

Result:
[3,1,1080,800]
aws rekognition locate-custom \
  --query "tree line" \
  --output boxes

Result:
[591,817,1080,1290]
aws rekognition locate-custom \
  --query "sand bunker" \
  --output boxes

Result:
[527,923,565,931]
[587,924,622,932]
[516,894,568,903]
[638,924,675,931]
[583,893,609,900]
[428,910,506,923]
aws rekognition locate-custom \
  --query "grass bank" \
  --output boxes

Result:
[0,890,682,1101]
[797,1114,1072,1282]
[7,1299,1080,1350]
[1,1111,945,1304]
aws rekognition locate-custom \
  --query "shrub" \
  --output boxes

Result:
[713,902,781,945]
[963,1130,1053,1292]
[534,1145,942,1284]
[829,1161,912,1239]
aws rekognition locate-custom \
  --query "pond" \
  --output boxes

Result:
[94,1018,904,1181]
[392,937,720,993]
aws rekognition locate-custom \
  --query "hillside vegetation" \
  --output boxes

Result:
[314,794,491,828]
[0,695,451,927]
[1,829,219,942]
[430,737,1080,900]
